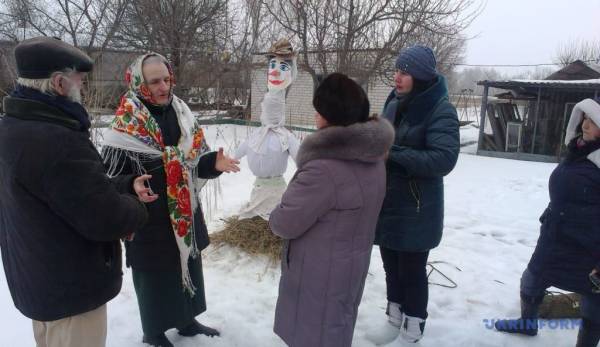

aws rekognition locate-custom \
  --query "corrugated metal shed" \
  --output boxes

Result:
[478,79,600,92]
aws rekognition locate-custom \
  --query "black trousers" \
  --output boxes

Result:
[380,246,430,319]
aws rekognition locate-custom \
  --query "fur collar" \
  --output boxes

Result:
[296,117,394,168]
[564,98,600,145]
[564,99,600,168]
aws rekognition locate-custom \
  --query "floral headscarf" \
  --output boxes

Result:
[124,53,175,106]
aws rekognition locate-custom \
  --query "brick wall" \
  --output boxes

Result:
[366,75,394,116]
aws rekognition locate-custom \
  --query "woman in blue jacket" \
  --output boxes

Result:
[495,98,600,347]
[367,45,460,344]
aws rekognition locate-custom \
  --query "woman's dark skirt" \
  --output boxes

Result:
[132,257,207,336]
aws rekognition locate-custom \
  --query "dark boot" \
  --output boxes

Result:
[178,319,220,337]
[495,293,544,336]
[142,333,174,347]
[576,319,600,347]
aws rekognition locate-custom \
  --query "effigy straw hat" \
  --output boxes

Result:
[266,38,296,59]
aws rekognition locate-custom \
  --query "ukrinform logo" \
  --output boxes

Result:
[483,319,582,330]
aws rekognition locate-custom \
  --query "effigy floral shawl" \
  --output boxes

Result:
[102,53,210,295]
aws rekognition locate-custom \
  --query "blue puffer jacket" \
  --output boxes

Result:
[527,144,600,294]
[375,75,459,252]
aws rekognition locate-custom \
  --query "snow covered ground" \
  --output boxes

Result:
[0,124,578,347]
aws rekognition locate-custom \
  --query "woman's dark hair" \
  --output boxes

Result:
[312,73,370,126]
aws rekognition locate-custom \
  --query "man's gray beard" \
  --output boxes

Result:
[66,84,82,104]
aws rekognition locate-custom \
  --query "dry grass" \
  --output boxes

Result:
[539,292,581,319]
[210,216,283,262]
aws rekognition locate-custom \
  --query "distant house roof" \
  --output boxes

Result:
[477,79,600,93]
[545,60,600,80]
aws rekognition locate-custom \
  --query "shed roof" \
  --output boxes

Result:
[477,79,600,92]
[545,60,600,80]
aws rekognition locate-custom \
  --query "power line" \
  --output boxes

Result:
[252,48,599,68]
[2,39,598,68]
[450,62,559,67]
[443,59,599,68]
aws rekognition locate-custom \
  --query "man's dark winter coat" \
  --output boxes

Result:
[0,95,148,321]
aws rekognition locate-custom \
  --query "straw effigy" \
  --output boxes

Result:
[210,216,283,262]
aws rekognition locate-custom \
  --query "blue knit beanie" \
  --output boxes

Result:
[395,45,437,81]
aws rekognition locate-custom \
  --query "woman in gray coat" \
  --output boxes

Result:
[269,73,395,347]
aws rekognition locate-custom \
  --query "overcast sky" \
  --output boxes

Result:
[463,0,600,71]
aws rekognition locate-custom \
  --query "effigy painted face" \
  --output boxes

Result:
[267,57,294,91]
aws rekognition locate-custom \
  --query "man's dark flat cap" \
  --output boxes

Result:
[15,37,93,79]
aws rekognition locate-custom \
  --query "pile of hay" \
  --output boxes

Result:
[539,292,581,319]
[210,216,283,262]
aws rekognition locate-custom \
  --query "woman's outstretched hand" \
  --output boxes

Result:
[215,148,241,173]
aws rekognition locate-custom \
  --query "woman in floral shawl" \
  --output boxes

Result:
[102,53,239,347]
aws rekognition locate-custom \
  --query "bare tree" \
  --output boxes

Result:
[555,38,600,67]
[509,66,554,81]
[0,42,18,106]
[0,0,130,55]
[214,0,287,111]
[228,0,284,57]
[259,0,480,85]
[114,0,228,95]
[0,2,22,41]
[449,67,501,95]
[0,0,133,113]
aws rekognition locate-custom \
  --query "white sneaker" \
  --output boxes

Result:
[387,302,403,326]
[399,314,426,343]
[365,302,403,345]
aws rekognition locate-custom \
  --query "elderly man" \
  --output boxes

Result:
[0,37,150,347]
